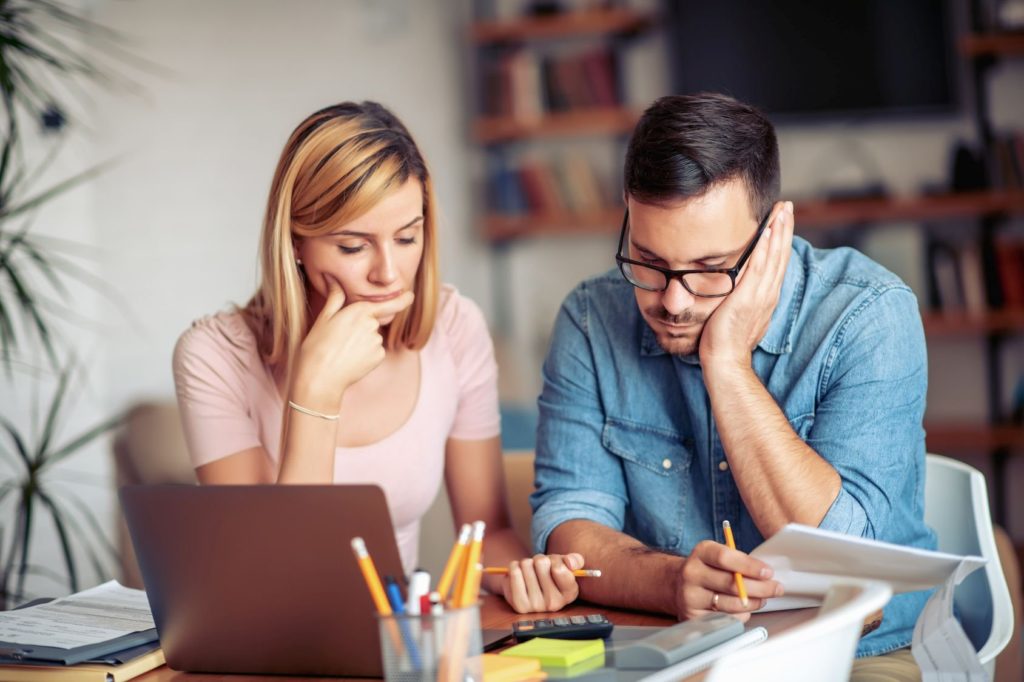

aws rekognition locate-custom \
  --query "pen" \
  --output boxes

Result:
[482,567,603,577]
[437,523,471,600]
[350,537,392,615]
[385,576,422,670]
[722,520,749,607]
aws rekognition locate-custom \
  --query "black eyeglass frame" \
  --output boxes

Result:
[615,208,772,297]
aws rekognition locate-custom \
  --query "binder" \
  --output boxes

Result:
[0,645,165,682]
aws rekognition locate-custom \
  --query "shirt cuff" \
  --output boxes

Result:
[817,486,870,537]
[531,489,625,554]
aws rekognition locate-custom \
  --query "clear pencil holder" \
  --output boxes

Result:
[377,603,483,682]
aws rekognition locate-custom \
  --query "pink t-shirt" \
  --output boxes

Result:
[172,285,501,573]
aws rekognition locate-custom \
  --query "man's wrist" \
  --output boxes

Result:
[701,354,755,388]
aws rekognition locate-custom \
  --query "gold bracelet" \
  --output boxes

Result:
[287,400,339,421]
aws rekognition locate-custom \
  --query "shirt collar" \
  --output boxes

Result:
[637,247,803,359]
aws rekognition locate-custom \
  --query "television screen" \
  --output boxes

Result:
[663,0,958,120]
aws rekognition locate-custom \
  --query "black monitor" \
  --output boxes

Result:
[663,0,958,121]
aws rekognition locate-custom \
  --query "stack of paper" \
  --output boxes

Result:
[0,581,163,682]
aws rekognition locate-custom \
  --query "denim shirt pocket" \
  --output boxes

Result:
[601,418,693,551]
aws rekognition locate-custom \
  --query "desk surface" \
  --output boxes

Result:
[135,596,816,681]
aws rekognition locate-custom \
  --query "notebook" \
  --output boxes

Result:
[120,484,404,677]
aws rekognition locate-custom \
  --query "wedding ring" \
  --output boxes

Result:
[710,592,720,611]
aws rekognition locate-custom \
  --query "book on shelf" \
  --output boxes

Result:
[479,45,622,118]
[994,236,1024,310]
[920,234,1024,316]
[487,153,610,220]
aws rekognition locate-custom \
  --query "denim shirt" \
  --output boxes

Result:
[532,236,936,657]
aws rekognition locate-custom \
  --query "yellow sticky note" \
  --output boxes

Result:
[480,653,547,682]
[499,637,605,668]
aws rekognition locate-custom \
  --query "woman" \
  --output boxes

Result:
[172,101,581,613]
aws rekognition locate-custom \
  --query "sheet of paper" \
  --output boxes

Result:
[0,580,155,648]
[747,524,988,679]
[751,524,985,595]
[912,559,987,682]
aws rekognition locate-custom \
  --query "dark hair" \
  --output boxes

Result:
[624,93,780,220]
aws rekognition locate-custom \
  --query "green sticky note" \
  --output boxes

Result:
[499,637,605,668]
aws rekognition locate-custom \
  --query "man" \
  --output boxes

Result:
[531,93,935,676]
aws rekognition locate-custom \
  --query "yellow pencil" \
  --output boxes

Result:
[437,523,472,600]
[722,520,749,607]
[482,567,603,577]
[350,537,392,615]
[454,521,485,608]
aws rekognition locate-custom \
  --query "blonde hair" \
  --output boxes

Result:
[244,102,439,383]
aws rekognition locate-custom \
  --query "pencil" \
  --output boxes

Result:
[437,523,472,600]
[454,521,485,608]
[722,520,749,607]
[350,537,392,615]
[482,567,602,577]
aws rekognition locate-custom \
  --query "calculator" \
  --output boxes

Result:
[512,614,615,642]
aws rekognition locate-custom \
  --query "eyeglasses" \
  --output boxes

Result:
[615,208,771,297]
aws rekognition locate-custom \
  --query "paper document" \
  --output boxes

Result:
[0,580,155,648]
[750,524,987,681]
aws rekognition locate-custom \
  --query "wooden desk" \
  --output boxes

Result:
[134,595,817,681]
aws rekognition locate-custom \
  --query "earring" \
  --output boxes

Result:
[295,257,303,266]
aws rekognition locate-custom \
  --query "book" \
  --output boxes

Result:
[0,646,164,682]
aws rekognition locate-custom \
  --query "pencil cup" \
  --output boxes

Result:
[377,604,483,682]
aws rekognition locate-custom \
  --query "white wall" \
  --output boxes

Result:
[89,0,488,410]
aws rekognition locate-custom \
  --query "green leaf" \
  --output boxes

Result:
[35,362,71,464]
[36,488,78,592]
[14,489,35,601]
[0,252,58,366]
[0,162,110,222]
[45,410,125,469]
[0,413,31,468]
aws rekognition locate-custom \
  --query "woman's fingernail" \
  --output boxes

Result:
[760,567,773,579]
[785,201,794,214]
[776,584,785,597]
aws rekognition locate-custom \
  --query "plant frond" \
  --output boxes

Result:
[36,488,78,592]
[45,409,124,469]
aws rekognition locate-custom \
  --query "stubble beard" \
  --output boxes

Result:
[644,305,708,357]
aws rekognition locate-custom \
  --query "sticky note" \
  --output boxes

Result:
[480,653,546,682]
[499,637,605,668]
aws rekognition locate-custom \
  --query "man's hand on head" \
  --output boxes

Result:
[698,201,794,375]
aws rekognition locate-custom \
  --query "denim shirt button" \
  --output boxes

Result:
[718,460,729,472]
[661,458,672,470]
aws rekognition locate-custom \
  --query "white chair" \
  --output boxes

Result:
[924,453,1014,675]
[705,579,893,682]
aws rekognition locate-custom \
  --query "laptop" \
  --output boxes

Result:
[120,484,404,677]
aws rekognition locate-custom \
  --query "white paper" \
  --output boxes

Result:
[751,525,985,595]
[747,524,988,679]
[0,580,155,648]
[912,559,987,682]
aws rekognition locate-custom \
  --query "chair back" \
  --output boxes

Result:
[705,580,892,682]
[924,453,1013,668]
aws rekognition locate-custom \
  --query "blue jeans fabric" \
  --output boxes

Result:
[531,236,936,657]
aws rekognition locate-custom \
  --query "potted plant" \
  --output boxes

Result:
[0,0,138,607]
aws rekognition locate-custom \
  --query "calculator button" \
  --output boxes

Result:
[516,623,534,631]
[569,615,587,625]
[535,620,551,628]
[586,614,606,623]
[554,617,570,626]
